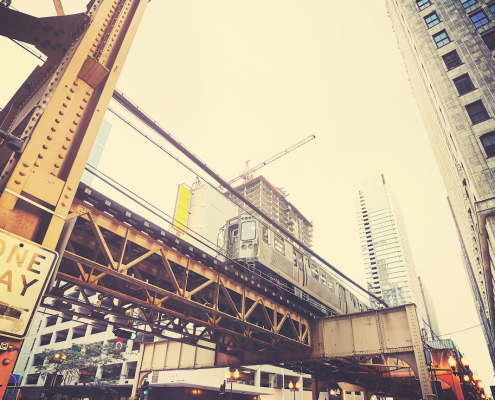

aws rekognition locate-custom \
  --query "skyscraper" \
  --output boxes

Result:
[356,175,427,323]
[81,120,112,186]
[385,0,495,364]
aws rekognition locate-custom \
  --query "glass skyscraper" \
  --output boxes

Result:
[81,120,112,186]
[356,174,428,324]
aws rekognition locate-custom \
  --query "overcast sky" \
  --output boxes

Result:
[2,0,494,393]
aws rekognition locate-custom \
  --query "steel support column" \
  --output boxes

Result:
[0,0,149,395]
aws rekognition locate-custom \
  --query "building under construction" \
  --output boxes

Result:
[227,175,314,248]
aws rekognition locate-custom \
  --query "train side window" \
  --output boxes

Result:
[274,235,285,254]
[327,276,334,292]
[262,225,270,244]
[293,251,297,268]
[229,228,238,243]
[241,221,256,241]
[297,253,303,271]
[320,271,327,287]
[310,262,319,280]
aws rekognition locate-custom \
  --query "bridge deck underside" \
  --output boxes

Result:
[289,356,420,397]
[42,197,311,354]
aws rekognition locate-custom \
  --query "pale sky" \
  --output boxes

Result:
[1,0,494,393]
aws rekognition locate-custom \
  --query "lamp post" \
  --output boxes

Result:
[226,369,240,400]
[288,380,300,400]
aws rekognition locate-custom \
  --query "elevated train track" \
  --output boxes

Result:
[0,2,456,399]
[43,183,314,354]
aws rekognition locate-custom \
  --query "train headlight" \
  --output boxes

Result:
[248,244,253,249]
[241,244,247,250]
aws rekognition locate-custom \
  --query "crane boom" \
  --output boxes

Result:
[226,134,316,186]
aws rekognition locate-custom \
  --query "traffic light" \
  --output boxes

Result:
[112,327,137,340]
[140,380,149,399]
[219,381,226,400]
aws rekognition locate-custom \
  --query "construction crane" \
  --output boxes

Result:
[221,134,316,188]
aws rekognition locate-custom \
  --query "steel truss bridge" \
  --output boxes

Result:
[0,1,477,400]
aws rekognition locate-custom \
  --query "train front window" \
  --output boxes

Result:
[241,221,256,241]
[217,229,225,249]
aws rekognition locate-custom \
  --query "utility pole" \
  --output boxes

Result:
[0,0,149,396]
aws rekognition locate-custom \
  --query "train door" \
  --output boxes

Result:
[293,250,304,286]
[217,226,226,260]
[226,219,239,259]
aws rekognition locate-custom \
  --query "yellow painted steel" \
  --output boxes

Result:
[0,0,149,395]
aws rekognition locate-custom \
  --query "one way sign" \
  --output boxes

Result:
[0,229,58,339]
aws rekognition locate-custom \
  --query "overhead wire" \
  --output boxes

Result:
[84,164,336,314]
[11,29,380,309]
[105,106,372,307]
[440,323,482,337]
[110,91,388,308]
[5,35,345,316]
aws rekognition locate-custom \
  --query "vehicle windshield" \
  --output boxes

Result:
[241,221,256,241]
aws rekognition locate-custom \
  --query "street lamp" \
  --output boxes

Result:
[461,356,469,368]
[226,369,240,400]
[288,380,300,400]
[448,356,457,371]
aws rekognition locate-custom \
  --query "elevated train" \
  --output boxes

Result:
[217,214,370,316]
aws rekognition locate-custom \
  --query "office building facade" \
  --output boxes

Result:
[12,289,142,400]
[356,175,428,323]
[385,0,495,364]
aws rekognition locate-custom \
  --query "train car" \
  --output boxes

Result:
[217,213,369,315]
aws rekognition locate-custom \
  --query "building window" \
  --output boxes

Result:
[442,50,462,70]
[39,333,52,346]
[466,100,490,124]
[490,4,495,16]
[46,316,57,327]
[460,0,476,7]
[425,12,440,28]
[453,74,475,95]
[480,132,495,157]
[433,30,450,47]
[481,31,495,51]
[416,0,432,10]
[470,11,489,27]
[26,374,40,385]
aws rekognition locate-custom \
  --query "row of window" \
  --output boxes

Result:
[418,0,490,11]
[425,6,495,32]
[417,4,495,157]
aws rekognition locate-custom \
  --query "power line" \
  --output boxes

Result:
[10,33,377,308]
[106,106,372,306]
[440,324,482,337]
[111,90,388,308]
[84,164,336,314]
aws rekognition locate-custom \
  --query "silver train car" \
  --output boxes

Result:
[217,214,369,315]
